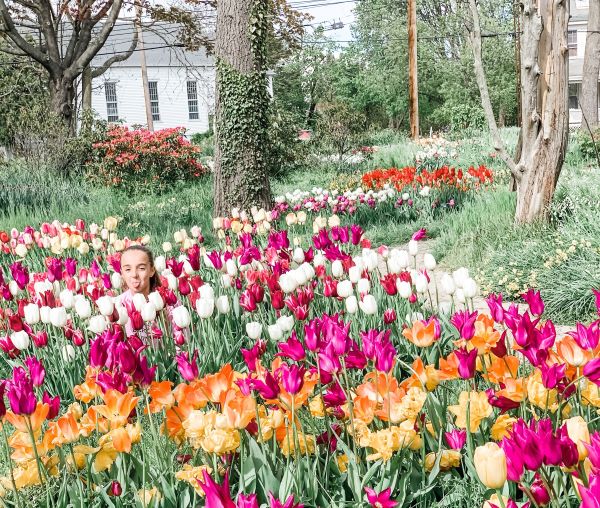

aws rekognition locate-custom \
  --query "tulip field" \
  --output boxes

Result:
[0,159,599,508]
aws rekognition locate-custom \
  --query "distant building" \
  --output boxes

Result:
[568,0,600,127]
[89,22,215,135]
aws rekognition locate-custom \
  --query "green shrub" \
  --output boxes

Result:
[577,126,600,164]
[85,126,207,193]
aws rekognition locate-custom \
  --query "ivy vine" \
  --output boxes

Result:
[215,0,271,210]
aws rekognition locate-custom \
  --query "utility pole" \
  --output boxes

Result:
[136,1,154,131]
[408,0,419,140]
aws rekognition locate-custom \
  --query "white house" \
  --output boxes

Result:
[568,0,600,127]
[90,22,215,135]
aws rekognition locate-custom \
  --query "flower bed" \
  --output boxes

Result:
[0,216,598,507]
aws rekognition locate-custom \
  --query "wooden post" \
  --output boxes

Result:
[136,1,154,132]
[408,0,419,140]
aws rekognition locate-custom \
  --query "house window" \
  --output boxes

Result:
[104,82,119,122]
[187,81,199,120]
[569,83,581,110]
[148,81,160,122]
[568,30,578,57]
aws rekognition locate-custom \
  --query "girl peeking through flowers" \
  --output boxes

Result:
[118,245,188,342]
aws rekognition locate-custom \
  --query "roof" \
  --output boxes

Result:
[91,21,214,68]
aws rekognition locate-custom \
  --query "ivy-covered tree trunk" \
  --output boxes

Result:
[213,0,272,217]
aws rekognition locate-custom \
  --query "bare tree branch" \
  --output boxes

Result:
[91,21,137,77]
[465,0,519,179]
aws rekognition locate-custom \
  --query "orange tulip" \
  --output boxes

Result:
[202,364,235,404]
[222,390,256,429]
[470,315,501,354]
[556,335,592,367]
[147,381,175,414]
[402,319,437,348]
[5,402,49,434]
[94,390,139,429]
[47,412,80,446]
[484,355,520,384]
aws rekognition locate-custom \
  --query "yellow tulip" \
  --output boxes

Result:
[474,442,506,489]
[565,416,590,461]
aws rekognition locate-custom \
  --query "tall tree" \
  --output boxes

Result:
[0,0,140,131]
[581,0,600,128]
[213,0,271,216]
[467,0,569,224]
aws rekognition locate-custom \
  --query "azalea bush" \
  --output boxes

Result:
[86,127,207,194]
[0,213,600,507]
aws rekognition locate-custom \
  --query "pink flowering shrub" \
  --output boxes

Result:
[86,127,206,192]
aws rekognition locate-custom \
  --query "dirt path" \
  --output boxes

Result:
[383,239,574,337]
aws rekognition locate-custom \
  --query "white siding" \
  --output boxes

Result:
[91,66,215,135]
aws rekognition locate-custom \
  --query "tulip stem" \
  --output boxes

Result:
[25,416,48,485]
[494,489,506,508]
[1,423,24,508]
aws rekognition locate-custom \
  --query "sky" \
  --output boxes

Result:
[301,0,357,43]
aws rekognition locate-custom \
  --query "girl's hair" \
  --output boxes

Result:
[121,245,161,292]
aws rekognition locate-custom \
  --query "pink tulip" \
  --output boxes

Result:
[364,487,397,508]
[279,364,305,395]
[455,347,477,379]
[450,310,477,340]
[277,332,306,362]
[522,288,544,316]
[198,470,235,508]
[444,429,466,450]
[176,350,199,381]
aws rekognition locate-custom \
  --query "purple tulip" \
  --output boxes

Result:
[176,350,199,381]
[455,347,477,379]
[24,356,45,387]
[522,289,544,316]
[277,332,306,362]
[280,364,305,395]
[450,310,477,340]
[444,429,466,450]
[7,366,36,415]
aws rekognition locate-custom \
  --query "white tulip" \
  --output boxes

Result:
[96,296,114,317]
[362,250,379,271]
[415,274,429,294]
[141,302,157,322]
[419,186,431,197]
[397,280,413,299]
[455,288,466,304]
[88,315,107,334]
[172,306,191,328]
[313,254,326,267]
[77,242,90,255]
[345,295,358,314]
[132,293,147,312]
[441,273,456,295]
[331,260,344,278]
[35,280,53,296]
[166,273,177,291]
[279,273,297,294]
[23,303,40,325]
[387,257,401,275]
[50,306,68,328]
[58,289,74,309]
[292,247,305,264]
[62,344,76,362]
[11,330,29,350]
[300,263,315,281]
[162,242,173,253]
[148,291,165,311]
[267,323,283,341]
[196,298,215,319]
[349,266,361,284]
[40,306,52,324]
[408,240,419,256]
[15,243,28,258]
[424,253,437,271]
[199,284,215,300]
[402,192,410,200]
[225,259,238,277]
[221,274,233,288]
[246,322,263,340]
[357,278,371,294]
[216,295,230,314]
[154,255,166,273]
[337,280,354,298]
[292,268,308,287]
[463,278,478,299]
[183,260,194,276]
[277,315,295,332]
[396,250,410,268]
[111,272,122,289]
[8,280,19,296]
[116,305,129,325]
[452,267,470,289]
[359,294,378,315]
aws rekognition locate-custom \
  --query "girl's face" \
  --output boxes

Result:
[121,249,156,296]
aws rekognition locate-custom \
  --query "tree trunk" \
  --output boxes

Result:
[581,0,600,128]
[514,0,569,224]
[49,75,76,134]
[213,0,272,217]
